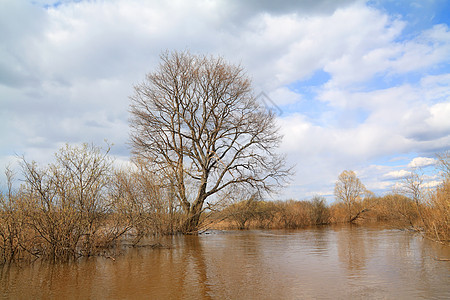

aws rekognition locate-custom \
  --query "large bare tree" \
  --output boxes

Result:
[129,51,290,232]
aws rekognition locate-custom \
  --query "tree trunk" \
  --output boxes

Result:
[182,205,203,233]
[182,213,201,233]
[182,195,206,233]
[181,175,209,233]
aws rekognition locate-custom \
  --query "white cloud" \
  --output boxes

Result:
[391,24,450,74]
[423,180,441,189]
[268,87,302,106]
[0,0,449,199]
[408,157,437,168]
[383,170,411,179]
[323,23,450,89]
[244,3,406,88]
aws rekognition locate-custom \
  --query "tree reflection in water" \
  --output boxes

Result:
[1,226,449,299]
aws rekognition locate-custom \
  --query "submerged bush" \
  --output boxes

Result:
[423,179,450,243]
[18,143,123,260]
[219,197,332,230]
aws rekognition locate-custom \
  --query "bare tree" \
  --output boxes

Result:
[436,151,450,179]
[334,170,368,223]
[401,168,426,227]
[129,51,290,233]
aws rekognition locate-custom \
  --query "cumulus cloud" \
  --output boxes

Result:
[383,170,411,180]
[423,180,442,189]
[268,87,302,107]
[1,0,449,199]
[408,157,437,168]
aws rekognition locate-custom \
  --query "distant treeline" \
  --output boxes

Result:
[1,144,449,265]
[214,193,441,233]
[216,164,449,245]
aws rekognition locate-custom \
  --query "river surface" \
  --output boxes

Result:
[1,224,449,299]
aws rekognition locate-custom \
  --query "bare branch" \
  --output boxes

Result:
[129,51,291,232]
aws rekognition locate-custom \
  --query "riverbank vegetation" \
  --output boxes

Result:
[0,145,449,264]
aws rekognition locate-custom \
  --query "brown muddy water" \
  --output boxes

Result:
[1,224,449,299]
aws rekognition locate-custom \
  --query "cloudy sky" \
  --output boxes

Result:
[1,0,449,200]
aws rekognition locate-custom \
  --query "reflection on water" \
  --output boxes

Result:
[1,225,449,299]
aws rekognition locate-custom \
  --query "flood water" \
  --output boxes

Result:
[1,224,449,299]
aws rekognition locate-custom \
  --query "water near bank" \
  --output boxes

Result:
[1,225,449,299]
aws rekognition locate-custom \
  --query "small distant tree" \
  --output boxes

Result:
[334,170,368,223]
[436,151,450,179]
[129,51,291,233]
[401,168,426,226]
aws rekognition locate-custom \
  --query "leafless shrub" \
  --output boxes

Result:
[110,160,183,244]
[309,196,330,225]
[0,167,28,263]
[369,194,418,225]
[222,194,261,229]
[219,197,331,230]
[19,143,121,260]
[423,178,450,243]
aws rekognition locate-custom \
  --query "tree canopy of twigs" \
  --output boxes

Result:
[129,51,291,232]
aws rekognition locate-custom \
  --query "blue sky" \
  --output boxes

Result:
[1,0,449,201]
